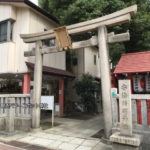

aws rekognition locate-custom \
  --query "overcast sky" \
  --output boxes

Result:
[30,0,38,5]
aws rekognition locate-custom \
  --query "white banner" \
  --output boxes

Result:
[133,75,145,92]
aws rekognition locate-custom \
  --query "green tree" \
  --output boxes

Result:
[74,73,100,112]
[109,0,150,66]
[39,0,150,65]
[39,0,74,25]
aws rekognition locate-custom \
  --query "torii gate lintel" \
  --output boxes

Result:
[24,31,130,57]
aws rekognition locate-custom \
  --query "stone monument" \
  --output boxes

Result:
[110,80,143,150]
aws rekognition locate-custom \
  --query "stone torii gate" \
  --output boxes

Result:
[21,5,137,138]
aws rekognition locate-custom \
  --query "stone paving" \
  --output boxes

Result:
[16,132,111,150]
[44,114,104,138]
[0,114,112,150]
[15,114,111,150]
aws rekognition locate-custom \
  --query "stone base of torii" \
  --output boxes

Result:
[20,5,138,143]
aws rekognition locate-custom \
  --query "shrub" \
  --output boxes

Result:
[74,73,100,113]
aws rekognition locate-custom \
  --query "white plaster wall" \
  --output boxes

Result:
[29,10,56,33]
[0,4,66,75]
[0,5,30,74]
[13,7,30,73]
[0,5,16,21]
[84,47,100,78]
[0,42,15,73]
[0,5,17,74]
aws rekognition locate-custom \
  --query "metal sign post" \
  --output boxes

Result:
[41,96,54,127]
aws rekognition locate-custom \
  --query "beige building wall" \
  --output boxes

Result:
[84,47,100,78]
[72,49,84,76]
[72,47,100,78]
[13,7,30,73]
[0,5,16,21]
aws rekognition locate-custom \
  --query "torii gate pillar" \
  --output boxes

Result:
[98,26,112,138]
[32,40,43,129]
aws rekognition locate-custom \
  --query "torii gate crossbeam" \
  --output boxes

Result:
[20,5,137,139]
[21,5,137,43]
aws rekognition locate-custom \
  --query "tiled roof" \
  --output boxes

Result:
[0,0,60,24]
[114,51,150,74]
[26,62,75,78]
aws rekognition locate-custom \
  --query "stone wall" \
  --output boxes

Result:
[0,117,31,132]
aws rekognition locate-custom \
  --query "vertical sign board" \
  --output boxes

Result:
[119,80,132,136]
[41,96,54,127]
[111,88,118,126]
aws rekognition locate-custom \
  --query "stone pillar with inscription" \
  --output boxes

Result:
[110,80,143,150]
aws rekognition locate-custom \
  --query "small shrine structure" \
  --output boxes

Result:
[113,51,150,125]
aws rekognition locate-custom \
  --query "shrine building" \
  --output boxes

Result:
[112,51,150,125]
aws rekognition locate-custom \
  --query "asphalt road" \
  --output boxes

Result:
[0,143,23,150]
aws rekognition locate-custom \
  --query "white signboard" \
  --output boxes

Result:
[41,96,54,110]
[119,80,132,136]
[41,96,54,127]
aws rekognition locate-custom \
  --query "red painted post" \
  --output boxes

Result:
[137,75,146,124]
[136,99,142,124]
[111,73,117,88]
[23,73,31,94]
[59,78,64,115]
